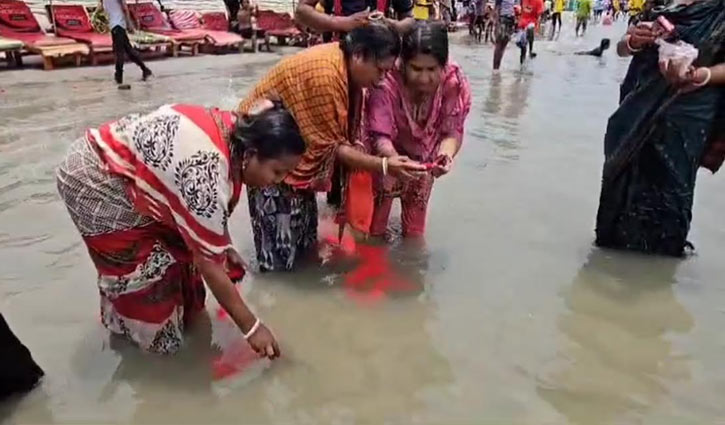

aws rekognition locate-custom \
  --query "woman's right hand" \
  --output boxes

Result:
[338,10,369,32]
[246,323,281,359]
[627,22,659,49]
[387,156,427,180]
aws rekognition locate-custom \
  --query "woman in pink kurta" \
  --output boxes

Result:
[365,22,472,237]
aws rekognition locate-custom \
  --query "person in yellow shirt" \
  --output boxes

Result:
[627,0,643,24]
[612,0,620,20]
[551,0,564,36]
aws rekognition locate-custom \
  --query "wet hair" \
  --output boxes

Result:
[401,21,449,66]
[229,103,306,161]
[339,22,401,62]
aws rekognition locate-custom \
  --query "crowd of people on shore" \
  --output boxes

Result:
[2,0,724,401]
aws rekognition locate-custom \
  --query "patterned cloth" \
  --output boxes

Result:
[365,63,471,236]
[57,105,243,354]
[169,9,201,30]
[370,173,434,237]
[247,184,318,271]
[366,62,471,163]
[238,43,350,193]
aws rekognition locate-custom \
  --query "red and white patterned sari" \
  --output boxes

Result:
[57,104,243,354]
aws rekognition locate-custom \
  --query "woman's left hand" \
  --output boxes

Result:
[227,248,249,272]
[431,154,453,178]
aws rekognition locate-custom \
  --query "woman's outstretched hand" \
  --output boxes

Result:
[246,323,281,359]
[387,156,426,180]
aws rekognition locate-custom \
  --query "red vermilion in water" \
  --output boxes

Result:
[343,244,417,305]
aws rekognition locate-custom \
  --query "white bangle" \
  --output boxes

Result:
[381,157,388,176]
[625,35,642,53]
[242,317,261,339]
[692,67,712,87]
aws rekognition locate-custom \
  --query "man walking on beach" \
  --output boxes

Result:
[99,0,152,89]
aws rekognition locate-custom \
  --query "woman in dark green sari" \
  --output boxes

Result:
[595,0,725,257]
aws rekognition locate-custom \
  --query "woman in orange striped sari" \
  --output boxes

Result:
[239,23,426,271]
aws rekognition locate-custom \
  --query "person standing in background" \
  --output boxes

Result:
[492,0,517,70]
[551,0,564,37]
[627,0,643,24]
[517,0,544,63]
[99,0,152,89]
[575,0,591,36]
[224,0,241,30]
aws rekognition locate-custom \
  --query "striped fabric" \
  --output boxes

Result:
[238,43,350,193]
[169,9,201,30]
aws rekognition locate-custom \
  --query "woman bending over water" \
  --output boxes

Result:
[365,22,471,237]
[57,102,305,356]
[238,23,426,271]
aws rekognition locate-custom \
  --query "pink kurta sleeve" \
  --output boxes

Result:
[365,84,399,154]
[438,66,472,143]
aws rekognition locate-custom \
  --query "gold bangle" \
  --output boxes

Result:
[625,35,642,53]
[692,67,712,87]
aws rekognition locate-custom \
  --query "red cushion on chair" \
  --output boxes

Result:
[127,2,172,30]
[169,10,201,30]
[201,12,228,31]
[0,1,41,32]
[52,5,94,33]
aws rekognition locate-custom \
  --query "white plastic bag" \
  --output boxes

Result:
[656,38,699,78]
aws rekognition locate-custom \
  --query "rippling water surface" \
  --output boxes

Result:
[2,20,725,425]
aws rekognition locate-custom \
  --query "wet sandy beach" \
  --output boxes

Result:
[2,20,725,424]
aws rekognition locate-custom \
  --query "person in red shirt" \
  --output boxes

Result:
[517,0,544,64]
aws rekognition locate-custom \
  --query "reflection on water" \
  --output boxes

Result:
[2,22,725,424]
[538,250,694,425]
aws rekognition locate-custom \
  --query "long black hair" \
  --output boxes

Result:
[339,21,401,62]
[229,103,306,161]
[401,21,449,66]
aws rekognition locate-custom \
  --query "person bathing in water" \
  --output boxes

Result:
[57,102,305,356]
[238,23,426,271]
[575,38,611,56]
[365,22,472,237]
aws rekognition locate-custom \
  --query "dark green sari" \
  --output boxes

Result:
[595,0,725,256]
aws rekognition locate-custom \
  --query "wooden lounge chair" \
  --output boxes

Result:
[0,0,88,70]
[51,4,113,65]
[168,9,243,54]
[256,10,302,46]
[127,2,204,56]
[0,35,22,67]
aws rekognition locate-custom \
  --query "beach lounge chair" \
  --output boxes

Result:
[168,9,243,53]
[0,35,22,67]
[0,0,88,70]
[51,4,113,65]
[256,10,302,46]
[127,2,204,55]
[202,11,261,51]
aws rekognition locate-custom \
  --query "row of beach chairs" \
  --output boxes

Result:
[0,0,307,70]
